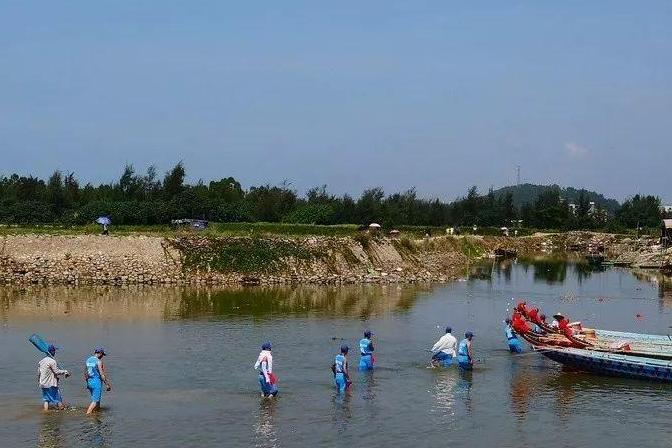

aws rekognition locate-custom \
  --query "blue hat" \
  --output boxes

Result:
[445,326,452,333]
[465,331,474,339]
[94,346,107,356]
[47,344,57,355]
[340,344,349,354]
[364,329,373,338]
[261,341,272,351]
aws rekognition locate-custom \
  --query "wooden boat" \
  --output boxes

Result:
[538,346,672,382]
[512,307,672,360]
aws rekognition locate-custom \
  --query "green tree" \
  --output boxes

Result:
[163,162,186,199]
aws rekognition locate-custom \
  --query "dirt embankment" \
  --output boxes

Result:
[0,231,665,286]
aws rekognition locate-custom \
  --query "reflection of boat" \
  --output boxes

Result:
[539,346,672,382]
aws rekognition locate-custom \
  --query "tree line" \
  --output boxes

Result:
[0,163,666,230]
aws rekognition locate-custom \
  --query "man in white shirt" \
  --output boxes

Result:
[430,326,457,367]
[37,345,70,411]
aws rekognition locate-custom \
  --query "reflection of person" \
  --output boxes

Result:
[254,397,278,447]
[457,332,475,370]
[332,344,350,393]
[38,345,70,411]
[254,342,278,398]
[85,347,111,415]
[431,326,457,367]
[359,330,375,371]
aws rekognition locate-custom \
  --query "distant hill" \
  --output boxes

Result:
[492,184,620,213]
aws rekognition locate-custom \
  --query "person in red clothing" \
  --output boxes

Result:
[511,312,531,335]
[515,301,528,317]
[527,308,540,325]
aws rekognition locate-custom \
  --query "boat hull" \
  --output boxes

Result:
[541,347,672,382]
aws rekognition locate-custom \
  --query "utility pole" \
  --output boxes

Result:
[516,165,521,186]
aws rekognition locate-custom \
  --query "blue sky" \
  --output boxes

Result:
[1,1,670,202]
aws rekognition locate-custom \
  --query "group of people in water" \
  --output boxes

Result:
[253,328,477,397]
[37,345,111,414]
[37,326,481,408]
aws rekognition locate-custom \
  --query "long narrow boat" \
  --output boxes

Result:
[539,346,672,382]
[594,329,672,344]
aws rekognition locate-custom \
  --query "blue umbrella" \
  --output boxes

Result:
[95,216,111,226]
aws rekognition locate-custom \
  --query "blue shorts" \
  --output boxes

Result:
[457,355,472,370]
[359,354,374,371]
[508,338,523,353]
[87,379,103,403]
[258,374,278,396]
[334,373,347,393]
[41,386,62,404]
[432,352,453,367]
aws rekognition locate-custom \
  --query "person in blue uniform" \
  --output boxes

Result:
[457,332,475,370]
[332,345,350,393]
[84,347,111,415]
[359,330,375,371]
[505,319,524,353]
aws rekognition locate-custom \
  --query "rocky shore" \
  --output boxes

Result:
[0,231,667,286]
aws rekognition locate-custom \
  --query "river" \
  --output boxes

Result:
[1,259,671,447]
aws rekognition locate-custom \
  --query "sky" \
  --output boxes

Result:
[1,1,671,202]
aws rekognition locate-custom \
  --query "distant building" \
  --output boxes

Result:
[568,203,578,215]
[662,219,672,249]
[660,205,672,214]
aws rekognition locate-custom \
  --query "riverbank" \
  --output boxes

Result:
[0,231,667,286]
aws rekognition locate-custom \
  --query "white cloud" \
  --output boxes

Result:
[565,142,589,158]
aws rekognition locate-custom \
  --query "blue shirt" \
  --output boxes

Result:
[505,325,516,339]
[334,354,346,374]
[457,339,470,358]
[359,338,374,356]
[86,356,100,381]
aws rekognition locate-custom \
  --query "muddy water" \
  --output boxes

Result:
[1,260,671,447]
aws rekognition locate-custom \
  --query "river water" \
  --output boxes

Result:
[1,259,671,447]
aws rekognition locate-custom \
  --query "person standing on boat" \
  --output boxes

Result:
[332,345,350,393]
[505,319,523,353]
[37,345,70,411]
[457,332,475,370]
[85,347,111,415]
[254,342,278,398]
[359,330,375,371]
[430,326,457,367]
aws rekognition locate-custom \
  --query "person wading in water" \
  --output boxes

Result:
[84,347,111,415]
[254,342,278,398]
[457,332,475,370]
[332,344,350,393]
[37,345,70,411]
[359,330,375,371]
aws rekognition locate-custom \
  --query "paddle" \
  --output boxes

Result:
[29,333,53,357]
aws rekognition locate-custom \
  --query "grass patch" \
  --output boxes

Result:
[352,232,372,250]
[167,236,324,274]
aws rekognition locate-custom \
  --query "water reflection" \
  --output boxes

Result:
[0,284,431,321]
[253,400,278,448]
[632,270,672,310]
[78,415,111,448]
[331,390,352,435]
[38,413,65,448]
[430,369,473,423]
[178,285,429,319]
